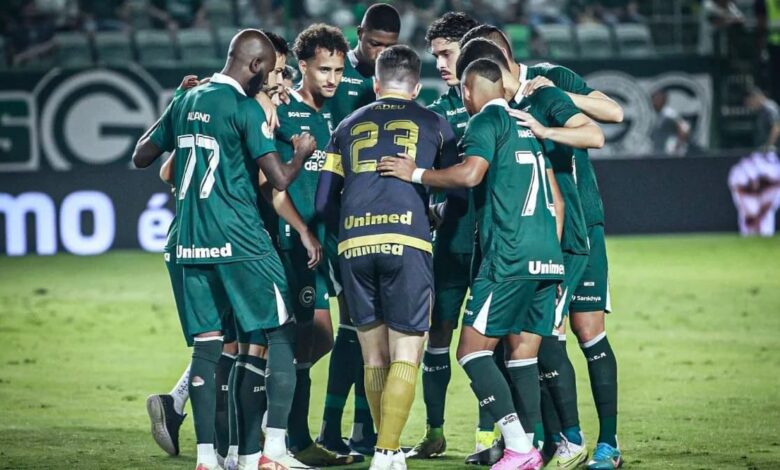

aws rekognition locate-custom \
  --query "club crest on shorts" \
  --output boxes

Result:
[299,286,315,307]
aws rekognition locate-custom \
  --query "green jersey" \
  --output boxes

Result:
[274,88,334,249]
[150,73,277,264]
[327,50,375,125]
[512,86,589,255]
[461,99,564,282]
[524,62,605,227]
[428,86,475,255]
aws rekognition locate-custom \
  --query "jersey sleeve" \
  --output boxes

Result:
[321,131,345,178]
[537,87,582,128]
[545,65,595,96]
[149,100,176,152]
[427,99,445,117]
[241,100,277,159]
[435,114,459,169]
[460,111,498,165]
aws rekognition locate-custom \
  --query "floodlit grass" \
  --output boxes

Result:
[1,234,779,469]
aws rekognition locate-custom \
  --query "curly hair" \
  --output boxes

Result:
[292,23,350,62]
[425,11,480,45]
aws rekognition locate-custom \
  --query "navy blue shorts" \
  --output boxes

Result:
[339,245,433,333]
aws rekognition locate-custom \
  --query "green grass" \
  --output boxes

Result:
[1,234,779,469]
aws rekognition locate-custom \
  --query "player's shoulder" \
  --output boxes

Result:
[531,61,577,78]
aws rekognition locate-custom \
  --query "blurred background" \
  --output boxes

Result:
[0,0,779,256]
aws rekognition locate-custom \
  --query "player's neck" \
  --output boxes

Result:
[379,89,412,100]
[352,47,374,77]
[298,85,325,111]
[503,74,522,103]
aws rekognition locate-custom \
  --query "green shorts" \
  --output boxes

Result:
[570,224,611,313]
[432,249,472,326]
[280,248,329,324]
[555,252,589,328]
[182,253,292,344]
[463,278,558,337]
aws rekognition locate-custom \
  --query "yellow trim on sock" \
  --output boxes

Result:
[364,365,389,430]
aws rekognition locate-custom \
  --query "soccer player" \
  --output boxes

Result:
[132,29,317,470]
[461,25,625,469]
[316,45,459,470]
[318,3,401,457]
[271,23,355,466]
[404,11,490,461]
[378,57,566,470]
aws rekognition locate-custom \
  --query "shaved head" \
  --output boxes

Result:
[462,59,504,115]
[224,29,277,96]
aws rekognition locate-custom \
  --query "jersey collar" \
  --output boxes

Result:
[347,49,360,69]
[481,98,509,112]
[210,73,246,96]
[380,92,411,100]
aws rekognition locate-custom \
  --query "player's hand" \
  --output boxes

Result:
[300,228,322,269]
[198,76,211,85]
[292,132,316,158]
[179,75,199,90]
[255,91,280,129]
[377,153,418,182]
[522,76,554,96]
[508,109,550,139]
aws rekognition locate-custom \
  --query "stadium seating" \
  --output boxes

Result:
[505,23,530,59]
[54,32,93,67]
[615,23,655,57]
[177,29,219,67]
[576,24,614,58]
[94,32,134,66]
[536,24,578,59]
[343,26,359,48]
[216,27,240,58]
[0,36,7,70]
[204,0,235,29]
[135,29,176,67]
[126,0,152,30]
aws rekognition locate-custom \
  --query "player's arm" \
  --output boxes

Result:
[160,152,175,184]
[256,134,315,191]
[547,167,565,241]
[433,115,469,218]
[565,91,624,124]
[314,146,345,230]
[258,170,322,268]
[378,154,489,189]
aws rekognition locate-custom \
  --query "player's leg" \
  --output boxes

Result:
[570,225,621,469]
[234,335,268,470]
[183,264,230,470]
[146,252,190,456]
[458,278,543,469]
[215,320,238,469]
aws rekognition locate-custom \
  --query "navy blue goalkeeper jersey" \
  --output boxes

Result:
[316,94,459,256]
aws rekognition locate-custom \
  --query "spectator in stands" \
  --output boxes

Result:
[745,86,780,151]
[148,0,207,30]
[755,0,780,103]
[650,89,691,157]
[6,2,57,65]
[81,0,130,32]
[526,0,572,26]
[698,0,745,55]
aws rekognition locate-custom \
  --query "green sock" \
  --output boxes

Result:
[321,327,358,442]
[460,354,516,426]
[227,356,241,447]
[235,354,266,455]
[352,358,376,441]
[214,352,235,457]
[190,337,223,445]
[288,366,313,451]
[581,333,618,447]
[506,359,542,447]
[422,347,451,429]
[265,324,297,430]
[540,379,562,446]
[538,336,582,444]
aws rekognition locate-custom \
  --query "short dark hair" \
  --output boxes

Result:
[362,3,401,33]
[456,38,509,80]
[282,64,297,81]
[376,45,420,89]
[262,30,289,56]
[459,24,512,55]
[463,58,503,84]
[292,23,349,61]
[425,11,480,45]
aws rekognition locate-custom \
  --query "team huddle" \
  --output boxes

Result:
[132,4,623,470]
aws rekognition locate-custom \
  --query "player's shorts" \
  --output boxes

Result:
[340,245,433,333]
[464,278,557,337]
[570,224,612,314]
[182,253,292,344]
[431,248,472,326]
[321,230,343,298]
[554,252,589,328]
[279,247,329,324]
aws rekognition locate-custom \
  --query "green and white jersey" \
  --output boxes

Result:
[524,62,605,227]
[327,50,375,125]
[461,99,563,282]
[428,86,476,255]
[151,73,277,264]
[512,85,589,255]
[274,88,334,249]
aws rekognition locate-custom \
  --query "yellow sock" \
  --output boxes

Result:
[364,365,389,429]
[377,361,419,451]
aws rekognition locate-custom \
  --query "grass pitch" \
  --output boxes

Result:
[1,234,779,469]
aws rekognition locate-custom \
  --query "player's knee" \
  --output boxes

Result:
[222,341,238,355]
[428,321,455,348]
[570,313,605,343]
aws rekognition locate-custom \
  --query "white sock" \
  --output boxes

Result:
[262,427,287,460]
[371,450,394,469]
[237,451,261,469]
[197,443,218,466]
[226,445,238,461]
[170,363,190,415]
[497,413,532,453]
